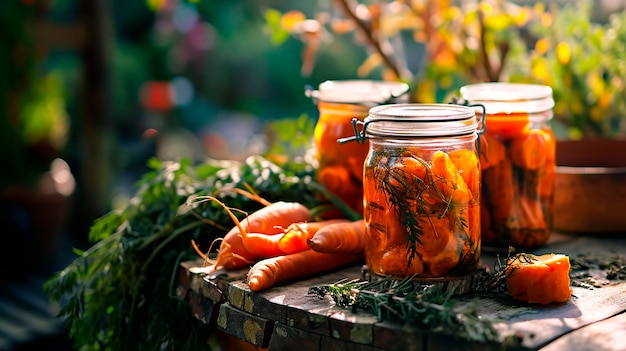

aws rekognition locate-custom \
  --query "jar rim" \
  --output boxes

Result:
[306,80,410,105]
[364,103,478,138]
[460,82,554,114]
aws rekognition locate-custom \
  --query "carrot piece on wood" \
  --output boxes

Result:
[247,249,364,292]
[307,220,367,254]
[506,253,571,305]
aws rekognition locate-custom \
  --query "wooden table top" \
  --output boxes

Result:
[177,233,626,351]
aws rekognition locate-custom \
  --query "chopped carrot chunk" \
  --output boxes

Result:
[506,253,572,305]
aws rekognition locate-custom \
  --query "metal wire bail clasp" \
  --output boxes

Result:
[449,97,487,154]
[337,118,368,144]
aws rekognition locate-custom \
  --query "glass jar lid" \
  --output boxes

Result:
[363,104,478,139]
[460,82,554,114]
[306,79,410,106]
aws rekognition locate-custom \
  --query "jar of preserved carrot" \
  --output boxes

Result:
[307,80,409,216]
[459,83,555,250]
[354,104,481,279]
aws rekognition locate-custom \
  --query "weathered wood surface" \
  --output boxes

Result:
[178,233,626,351]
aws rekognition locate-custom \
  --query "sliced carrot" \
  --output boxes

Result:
[307,220,367,254]
[485,112,530,140]
[313,102,369,169]
[278,219,349,255]
[415,215,453,262]
[537,129,556,198]
[506,253,571,305]
[424,236,463,277]
[479,133,506,170]
[431,150,470,204]
[379,245,424,277]
[510,129,548,170]
[483,158,518,233]
[363,177,404,254]
[448,148,481,197]
[247,249,364,292]
[387,155,432,202]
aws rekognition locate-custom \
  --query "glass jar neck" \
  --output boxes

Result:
[363,104,478,139]
[460,83,554,117]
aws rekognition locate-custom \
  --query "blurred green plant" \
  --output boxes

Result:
[529,2,626,137]
[0,1,70,188]
[265,0,626,138]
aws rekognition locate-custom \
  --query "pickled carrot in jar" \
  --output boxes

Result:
[309,80,410,216]
[313,102,369,215]
[361,104,481,280]
[461,83,555,250]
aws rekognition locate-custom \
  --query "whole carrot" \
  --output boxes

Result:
[206,198,312,270]
[278,219,349,255]
[247,249,364,292]
[306,220,366,254]
[209,196,300,259]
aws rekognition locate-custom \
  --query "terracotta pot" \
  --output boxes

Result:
[553,138,626,233]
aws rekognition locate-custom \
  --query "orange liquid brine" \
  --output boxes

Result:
[313,102,370,215]
[363,147,481,279]
[480,112,556,249]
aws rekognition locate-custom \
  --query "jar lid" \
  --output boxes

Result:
[364,104,478,138]
[460,83,554,114]
[306,80,410,106]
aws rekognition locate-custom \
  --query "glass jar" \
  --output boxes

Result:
[460,83,555,249]
[358,104,481,279]
[307,80,409,216]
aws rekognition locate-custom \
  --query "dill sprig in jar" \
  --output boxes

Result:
[460,83,555,250]
[346,104,482,279]
[306,80,409,216]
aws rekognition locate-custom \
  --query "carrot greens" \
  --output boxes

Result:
[44,154,324,351]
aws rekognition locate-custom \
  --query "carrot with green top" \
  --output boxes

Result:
[201,198,312,270]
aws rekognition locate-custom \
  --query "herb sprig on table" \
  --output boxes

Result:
[309,275,501,343]
[44,154,324,351]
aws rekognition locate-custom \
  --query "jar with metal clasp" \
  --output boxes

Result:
[306,80,409,217]
[341,103,483,279]
[459,83,555,250]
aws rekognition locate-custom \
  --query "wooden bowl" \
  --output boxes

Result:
[553,138,626,233]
